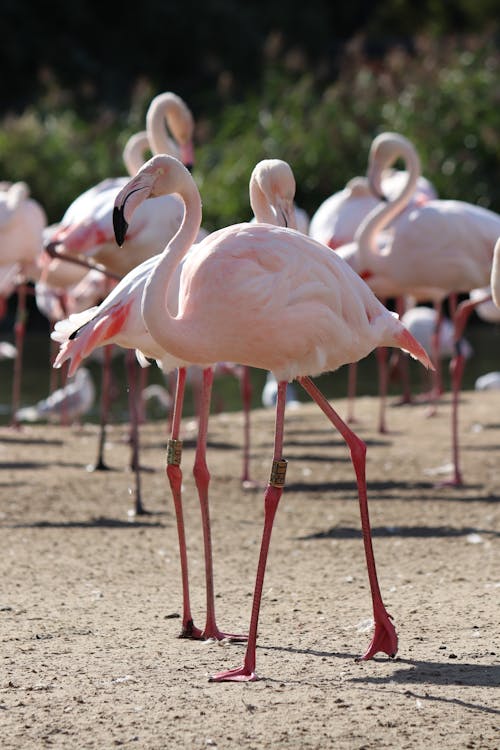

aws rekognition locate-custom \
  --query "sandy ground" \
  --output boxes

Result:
[0,389,499,749]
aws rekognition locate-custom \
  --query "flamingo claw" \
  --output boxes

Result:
[358,612,398,660]
[209,665,260,683]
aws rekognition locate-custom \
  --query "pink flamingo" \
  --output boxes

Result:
[309,138,437,251]
[113,154,433,681]
[45,92,203,278]
[337,132,500,486]
[52,158,299,642]
[0,181,47,426]
[43,109,192,494]
[310,133,437,428]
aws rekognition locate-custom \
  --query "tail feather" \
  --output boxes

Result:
[52,300,132,377]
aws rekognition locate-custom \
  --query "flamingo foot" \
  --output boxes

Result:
[209,665,259,683]
[202,627,248,642]
[86,460,112,472]
[180,620,247,642]
[358,612,398,660]
[179,620,204,640]
[436,473,463,488]
[128,504,151,518]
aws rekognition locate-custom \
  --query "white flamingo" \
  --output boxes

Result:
[337,132,500,486]
[112,154,433,681]
[52,158,301,641]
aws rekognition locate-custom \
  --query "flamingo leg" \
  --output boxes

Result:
[346,362,357,423]
[193,367,247,641]
[210,380,288,682]
[375,347,388,434]
[392,297,412,406]
[437,292,483,487]
[442,296,480,488]
[240,365,255,488]
[125,350,146,515]
[430,301,444,400]
[89,344,114,472]
[298,376,397,661]
[166,367,202,639]
[10,282,28,429]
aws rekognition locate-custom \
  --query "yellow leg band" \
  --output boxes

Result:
[167,438,183,466]
[270,458,287,487]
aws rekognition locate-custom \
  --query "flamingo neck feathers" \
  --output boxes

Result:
[140,177,202,358]
[250,180,276,224]
[122,131,150,176]
[355,142,421,273]
[146,93,193,158]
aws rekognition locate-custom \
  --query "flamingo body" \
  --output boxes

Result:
[309,168,437,250]
[51,252,189,376]
[164,222,431,379]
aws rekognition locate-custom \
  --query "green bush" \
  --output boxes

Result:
[1,33,500,230]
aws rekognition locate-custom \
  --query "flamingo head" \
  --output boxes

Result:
[113,154,192,246]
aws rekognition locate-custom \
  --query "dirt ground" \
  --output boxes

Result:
[1,389,499,749]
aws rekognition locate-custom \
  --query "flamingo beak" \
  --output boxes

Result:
[113,205,128,247]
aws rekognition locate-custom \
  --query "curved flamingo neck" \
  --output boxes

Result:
[141,176,202,358]
[355,142,421,270]
[146,93,193,161]
[250,179,276,224]
[123,131,150,176]
[249,161,297,229]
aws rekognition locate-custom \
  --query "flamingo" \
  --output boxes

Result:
[113,154,433,682]
[309,133,438,428]
[45,92,204,279]
[309,140,437,251]
[0,181,47,426]
[52,158,300,642]
[337,132,500,485]
[43,108,192,498]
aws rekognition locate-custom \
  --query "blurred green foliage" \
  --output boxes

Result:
[1,32,500,230]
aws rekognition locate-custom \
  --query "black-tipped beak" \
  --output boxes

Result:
[113,205,128,246]
[44,240,59,257]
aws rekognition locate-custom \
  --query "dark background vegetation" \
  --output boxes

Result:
[1,1,500,231]
[1,2,500,412]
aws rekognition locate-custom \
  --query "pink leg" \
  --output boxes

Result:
[166,368,202,639]
[210,380,288,682]
[10,283,28,429]
[346,362,357,423]
[392,297,412,405]
[430,301,444,399]
[299,376,397,661]
[376,347,388,434]
[441,296,478,488]
[194,367,247,641]
[240,365,255,487]
[420,300,444,417]
[125,350,145,515]
[89,344,114,472]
